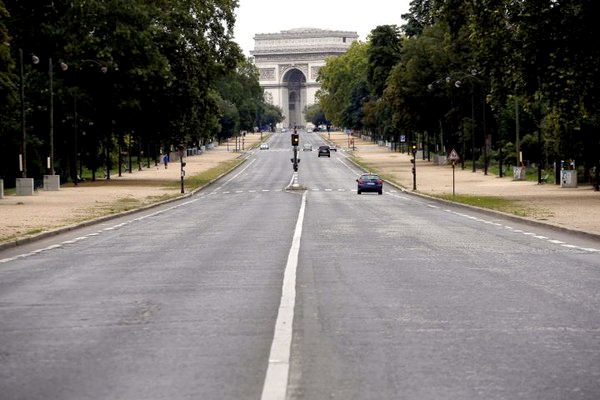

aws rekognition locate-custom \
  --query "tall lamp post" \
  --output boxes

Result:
[427,80,447,159]
[13,49,37,196]
[18,49,26,178]
[32,55,68,176]
[454,69,479,173]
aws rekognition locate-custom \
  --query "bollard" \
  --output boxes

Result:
[43,174,60,190]
[16,177,34,195]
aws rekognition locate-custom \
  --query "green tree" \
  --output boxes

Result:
[401,0,435,38]
[304,103,329,127]
[0,0,19,184]
[216,57,264,132]
[317,41,369,128]
[3,0,242,183]
[367,25,402,98]
[215,95,239,142]
[260,103,283,132]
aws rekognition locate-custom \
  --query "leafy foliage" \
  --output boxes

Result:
[304,103,329,127]
[0,1,20,186]
[366,25,402,97]
[1,0,275,185]
[316,0,599,180]
[317,41,369,129]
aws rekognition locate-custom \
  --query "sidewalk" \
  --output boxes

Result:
[324,132,600,238]
[1,131,599,246]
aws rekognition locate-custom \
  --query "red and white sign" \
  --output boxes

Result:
[448,148,460,161]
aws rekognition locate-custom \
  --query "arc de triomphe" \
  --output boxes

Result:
[251,28,358,129]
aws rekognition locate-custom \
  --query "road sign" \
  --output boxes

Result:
[448,148,460,162]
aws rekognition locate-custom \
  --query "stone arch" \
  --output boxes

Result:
[252,28,358,129]
[281,68,307,128]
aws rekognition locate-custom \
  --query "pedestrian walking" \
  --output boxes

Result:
[163,153,169,169]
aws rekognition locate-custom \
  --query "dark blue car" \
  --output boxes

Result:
[356,173,383,195]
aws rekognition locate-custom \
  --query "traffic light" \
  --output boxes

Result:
[411,143,418,155]
[291,133,299,146]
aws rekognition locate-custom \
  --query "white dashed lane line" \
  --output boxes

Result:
[3,189,597,264]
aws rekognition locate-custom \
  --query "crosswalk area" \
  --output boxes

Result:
[203,188,402,196]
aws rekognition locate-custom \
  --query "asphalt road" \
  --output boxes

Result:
[1,130,599,400]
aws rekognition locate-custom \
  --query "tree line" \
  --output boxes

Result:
[316,0,599,184]
[0,0,282,187]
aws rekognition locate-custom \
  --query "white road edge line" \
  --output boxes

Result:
[261,191,307,400]
[336,157,360,176]
[215,158,256,190]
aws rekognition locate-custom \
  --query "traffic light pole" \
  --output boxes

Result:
[292,146,298,171]
[180,158,185,193]
[411,144,417,191]
[177,145,186,193]
[291,131,300,172]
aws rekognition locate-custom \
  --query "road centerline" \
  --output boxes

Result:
[261,191,307,400]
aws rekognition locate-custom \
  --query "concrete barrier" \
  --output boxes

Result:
[16,177,34,196]
[43,174,60,191]
[434,154,447,165]
[561,170,577,188]
[513,166,526,181]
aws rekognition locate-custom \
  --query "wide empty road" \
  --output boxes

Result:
[1,130,599,400]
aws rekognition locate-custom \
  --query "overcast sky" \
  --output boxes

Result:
[233,0,412,56]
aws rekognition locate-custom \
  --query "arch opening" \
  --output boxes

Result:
[282,68,307,128]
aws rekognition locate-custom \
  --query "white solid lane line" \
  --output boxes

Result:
[261,191,307,400]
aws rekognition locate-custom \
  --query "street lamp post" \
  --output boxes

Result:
[18,49,26,178]
[427,80,448,159]
[72,88,78,184]
[430,69,485,173]
[13,48,37,196]
[471,89,475,172]
[454,70,478,173]
[32,55,68,177]
[49,57,55,175]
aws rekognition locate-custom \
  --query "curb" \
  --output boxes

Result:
[341,149,600,242]
[0,152,251,252]
[395,183,600,242]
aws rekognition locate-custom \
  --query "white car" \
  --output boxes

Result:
[303,143,313,151]
[260,143,269,150]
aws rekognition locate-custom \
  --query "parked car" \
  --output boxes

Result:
[329,144,337,151]
[356,173,383,194]
[303,143,313,151]
[318,145,331,157]
[260,143,269,150]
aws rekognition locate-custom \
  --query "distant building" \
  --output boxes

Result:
[251,28,358,129]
